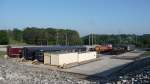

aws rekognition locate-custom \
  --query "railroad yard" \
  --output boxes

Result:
[0,45,150,84]
[1,0,150,83]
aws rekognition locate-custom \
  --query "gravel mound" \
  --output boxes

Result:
[0,58,92,84]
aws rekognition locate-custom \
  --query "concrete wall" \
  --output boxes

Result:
[58,53,78,66]
[51,54,59,65]
[78,52,96,62]
[44,53,51,64]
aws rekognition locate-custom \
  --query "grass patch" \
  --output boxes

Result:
[0,51,6,58]
[141,51,150,57]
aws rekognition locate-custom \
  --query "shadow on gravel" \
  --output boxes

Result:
[86,57,150,83]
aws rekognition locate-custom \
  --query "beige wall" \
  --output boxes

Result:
[78,52,96,62]
[44,53,51,64]
[51,54,59,65]
[58,53,78,66]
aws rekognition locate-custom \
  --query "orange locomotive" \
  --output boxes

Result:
[95,44,112,53]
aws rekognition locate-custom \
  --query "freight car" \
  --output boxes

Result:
[110,47,126,55]
[23,46,87,62]
[110,44,135,55]
[145,48,150,51]
[7,46,23,58]
[126,45,135,51]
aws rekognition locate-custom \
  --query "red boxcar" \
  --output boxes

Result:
[7,46,23,58]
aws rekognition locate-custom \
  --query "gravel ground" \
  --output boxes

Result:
[0,58,94,84]
[0,57,150,84]
[112,65,150,84]
[102,57,150,84]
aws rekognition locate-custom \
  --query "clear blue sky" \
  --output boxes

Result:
[0,0,150,36]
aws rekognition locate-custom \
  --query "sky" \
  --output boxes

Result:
[0,0,150,36]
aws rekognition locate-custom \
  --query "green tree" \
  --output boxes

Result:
[0,30,9,45]
[13,28,23,41]
[22,27,81,45]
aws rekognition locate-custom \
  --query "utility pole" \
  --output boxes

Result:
[118,28,121,44]
[95,34,97,45]
[89,34,90,45]
[65,33,68,45]
[56,31,59,45]
[135,35,137,45]
[46,40,48,46]
[92,33,93,45]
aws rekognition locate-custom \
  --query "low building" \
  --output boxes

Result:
[44,51,97,66]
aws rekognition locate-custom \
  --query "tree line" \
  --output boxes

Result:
[82,34,150,48]
[0,27,150,48]
[0,27,81,45]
